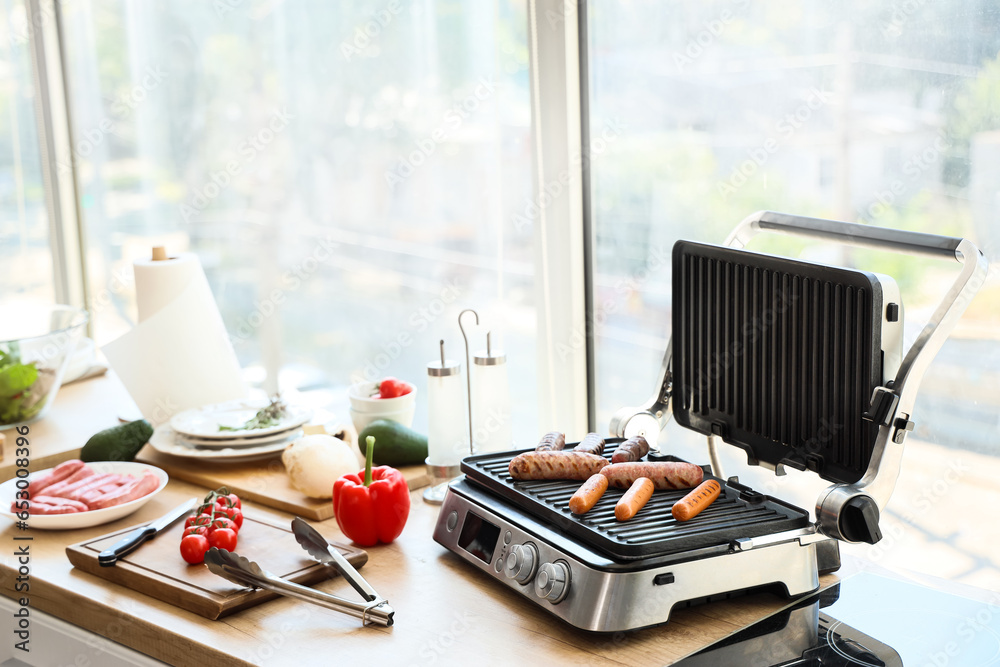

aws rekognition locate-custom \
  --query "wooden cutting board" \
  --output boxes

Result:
[135,444,430,521]
[66,510,368,619]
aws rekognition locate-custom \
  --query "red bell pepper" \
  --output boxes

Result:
[333,436,411,547]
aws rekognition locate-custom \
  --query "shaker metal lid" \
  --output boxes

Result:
[428,359,461,376]
[473,350,506,365]
[473,331,506,365]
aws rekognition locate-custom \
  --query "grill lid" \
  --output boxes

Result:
[671,241,885,485]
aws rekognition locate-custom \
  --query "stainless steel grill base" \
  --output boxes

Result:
[434,479,826,633]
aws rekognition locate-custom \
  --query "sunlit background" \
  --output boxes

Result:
[1,0,998,590]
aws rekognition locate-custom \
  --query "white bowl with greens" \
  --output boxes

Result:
[0,304,88,426]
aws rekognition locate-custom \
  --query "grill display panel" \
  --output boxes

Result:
[461,443,809,560]
[672,241,885,485]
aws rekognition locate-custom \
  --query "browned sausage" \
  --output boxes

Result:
[568,474,609,514]
[611,436,649,463]
[671,479,722,521]
[615,477,655,521]
[601,462,703,490]
[28,459,85,497]
[573,433,606,456]
[535,431,566,452]
[509,451,608,481]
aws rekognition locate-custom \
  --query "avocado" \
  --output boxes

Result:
[358,419,428,467]
[80,419,154,462]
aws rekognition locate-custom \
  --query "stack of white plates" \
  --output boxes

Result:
[147,399,313,463]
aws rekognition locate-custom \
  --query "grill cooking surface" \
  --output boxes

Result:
[462,444,810,560]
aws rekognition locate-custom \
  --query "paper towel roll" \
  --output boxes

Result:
[102,252,248,426]
[134,253,203,322]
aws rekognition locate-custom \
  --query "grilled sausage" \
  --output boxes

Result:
[615,477,654,521]
[611,435,649,464]
[28,459,85,497]
[87,472,159,510]
[568,473,609,514]
[535,431,566,452]
[36,466,95,497]
[509,451,608,481]
[601,462,703,490]
[672,479,722,521]
[573,433,606,456]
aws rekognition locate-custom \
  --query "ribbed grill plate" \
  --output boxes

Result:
[672,242,884,484]
[461,443,809,561]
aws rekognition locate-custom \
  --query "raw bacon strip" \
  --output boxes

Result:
[86,473,159,510]
[31,496,89,512]
[64,474,120,502]
[35,466,95,498]
[27,460,85,497]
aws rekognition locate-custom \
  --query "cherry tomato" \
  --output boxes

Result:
[184,514,212,529]
[183,525,209,538]
[208,528,238,552]
[180,534,210,564]
[215,493,241,509]
[379,377,411,399]
[216,505,244,528]
[210,516,238,534]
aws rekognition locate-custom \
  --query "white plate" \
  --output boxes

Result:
[0,462,168,530]
[148,424,293,462]
[177,428,303,449]
[169,399,312,439]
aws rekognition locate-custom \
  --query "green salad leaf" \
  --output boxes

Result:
[0,343,50,424]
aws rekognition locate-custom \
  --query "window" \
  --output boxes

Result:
[587,1,1000,589]
[0,0,53,302]
[59,0,538,442]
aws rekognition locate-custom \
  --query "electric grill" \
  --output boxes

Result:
[433,211,988,632]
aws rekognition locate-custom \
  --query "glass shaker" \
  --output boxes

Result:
[424,341,467,504]
[471,333,512,453]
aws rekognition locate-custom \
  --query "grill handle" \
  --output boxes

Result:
[612,210,990,544]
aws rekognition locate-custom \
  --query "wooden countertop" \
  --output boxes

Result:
[0,374,841,665]
[0,476,841,667]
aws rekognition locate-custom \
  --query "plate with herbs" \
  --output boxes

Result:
[148,424,296,462]
[169,396,312,440]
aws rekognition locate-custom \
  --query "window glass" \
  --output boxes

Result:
[0,0,54,303]
[61,0,537,442]
[588,1,1000,589]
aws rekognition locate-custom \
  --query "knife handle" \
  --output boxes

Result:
[98,525,156,567]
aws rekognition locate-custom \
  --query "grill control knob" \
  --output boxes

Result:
[504,543,538,584]
[534,561,570,603]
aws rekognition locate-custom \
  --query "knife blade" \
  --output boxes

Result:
[98,498,197,567]
[291,516,379,601]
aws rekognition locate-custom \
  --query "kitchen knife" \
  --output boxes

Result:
[291,516,379,602]
[99,498,197,567]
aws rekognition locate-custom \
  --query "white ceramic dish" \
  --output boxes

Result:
[348,381,416,413]
[349,405,416,432]
[148,424,292,462]
[0,461,168,530]
[177,428,303,448]
[169,398,312,439]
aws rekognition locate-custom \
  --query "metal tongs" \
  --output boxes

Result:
[204,517,394,627]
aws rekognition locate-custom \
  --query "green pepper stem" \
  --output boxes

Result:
[364,435,375,487]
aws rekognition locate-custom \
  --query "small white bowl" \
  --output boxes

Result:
[349,405,416,432]
[348,380,417,413]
